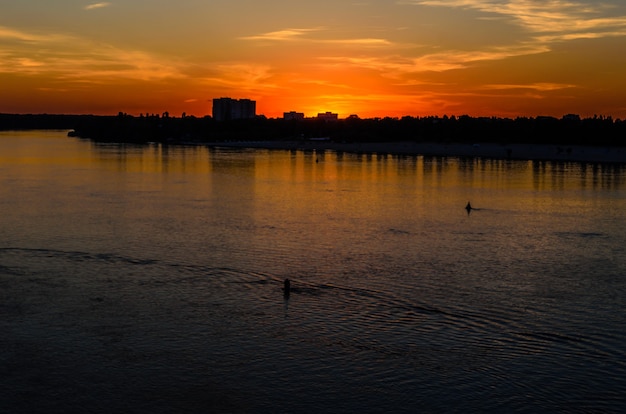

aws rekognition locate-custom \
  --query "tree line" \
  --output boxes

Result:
[1,112,625,147]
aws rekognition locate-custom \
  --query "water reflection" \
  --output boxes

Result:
[532,160,626,191]
[92,142,217,175]
[85,141,626,200]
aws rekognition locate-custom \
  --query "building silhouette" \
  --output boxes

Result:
[212,98,256,121]
[317,112,338,121]
[284,111,305,120]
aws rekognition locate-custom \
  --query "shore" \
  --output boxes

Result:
[202,140,626,164]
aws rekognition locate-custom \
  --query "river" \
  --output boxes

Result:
[1,130,625,413]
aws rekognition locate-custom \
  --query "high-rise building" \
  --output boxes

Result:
[212,98,256,121]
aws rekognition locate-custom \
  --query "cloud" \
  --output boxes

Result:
[0,25,73,43]
[0,25,186,83]
[482,82,577,91]
[240,28,322,41]
[326,38,392,46]
[401,0,626,38]
[199,63,279,93]
[318,43,549,75]
[84,2,111,11]
[391,0,626,78]
[241,27,392,47]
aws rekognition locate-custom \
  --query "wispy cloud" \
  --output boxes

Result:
[389,0,626,79]
[326,38,392,46]
[199,63,279,93]
[0,25,185,83]
[0,23,286,97]
[402,0,626,39]
[482,82,577,91]
[241,27,392,47]
[319,42,549,76]
[240,28,322,41]
[84,2,112,11]
[0,26,73,43]
[409,45,550,71]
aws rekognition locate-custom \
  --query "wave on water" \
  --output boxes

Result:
[2,245,626,413]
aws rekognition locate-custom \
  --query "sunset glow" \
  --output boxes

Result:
[1,1,626,118]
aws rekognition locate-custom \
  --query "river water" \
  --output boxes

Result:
[1,130,626,413]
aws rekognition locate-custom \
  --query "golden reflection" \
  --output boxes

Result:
[530,161,626,191]
[92,143,218,175]
[11,131,623,196]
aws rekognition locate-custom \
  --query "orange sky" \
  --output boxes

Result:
[1,1,626,119]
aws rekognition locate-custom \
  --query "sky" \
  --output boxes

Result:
[1,0,626,118]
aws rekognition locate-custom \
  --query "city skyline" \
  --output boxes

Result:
[1,1,626,119]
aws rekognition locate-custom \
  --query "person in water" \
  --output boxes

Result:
[283,278,291,297]
[466,201,472,211]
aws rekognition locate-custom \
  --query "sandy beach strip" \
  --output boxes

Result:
[203,140,626,164]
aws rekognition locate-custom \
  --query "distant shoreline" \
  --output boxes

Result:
[202,140,626,164]
[2,113,626,163]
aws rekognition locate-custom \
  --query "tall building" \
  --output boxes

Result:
[212,98,256,121]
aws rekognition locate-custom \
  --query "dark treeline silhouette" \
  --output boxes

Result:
[0,113,89,131]
[1,112,625,147]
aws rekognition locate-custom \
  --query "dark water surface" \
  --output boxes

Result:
[1,131,626,413]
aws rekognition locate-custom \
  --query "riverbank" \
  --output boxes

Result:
[203,140,626,164]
